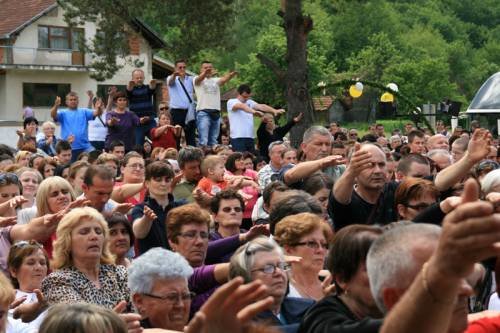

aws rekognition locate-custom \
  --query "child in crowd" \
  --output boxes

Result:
[150,111,182,150]
[196,155,227,196]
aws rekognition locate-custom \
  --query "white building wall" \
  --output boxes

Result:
[1,6,155,121]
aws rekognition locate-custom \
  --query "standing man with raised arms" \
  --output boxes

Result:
[50,92,103,162]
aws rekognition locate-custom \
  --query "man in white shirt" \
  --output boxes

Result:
[226,84,285,152]
[194,61,237,147]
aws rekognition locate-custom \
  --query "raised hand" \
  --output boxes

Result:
[9,196,28,209]
[242,224,270,242]
[113,301,143,333]
[432,179,500,279]
[184,277,273,333]
[113,203,134,215]
[67,134,75,144]
[466,129,492,164]
[319,155,346,169]
[12,289,47,323]
[86,90,94,98]
[54,96,61,107]
[274,109,286,116]
[143,206,158,222]
[321,272,336,296]
[345,143,374,178]
[0,216,17,227]
[293,112,304,123]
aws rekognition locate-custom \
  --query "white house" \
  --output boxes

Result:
[0,0,168,128]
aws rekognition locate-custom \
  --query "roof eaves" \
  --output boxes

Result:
[1,3,58,40]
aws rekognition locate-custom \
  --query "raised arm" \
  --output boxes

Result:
[230,102,263,117]
[195,69,209,86]
[50,96,61,121]
[434,129,491,192]
[92,98,103,118]
[380,180,496,333]
[86,90,94,109]
[254,103,285,117]
[333,143,372,204]
[132,206,158,239]
[167,73,178,86]
[284,156,344,185]
[218,71,237,86]
[111,183,144,203]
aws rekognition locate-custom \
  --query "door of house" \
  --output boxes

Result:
[71,29,84,66]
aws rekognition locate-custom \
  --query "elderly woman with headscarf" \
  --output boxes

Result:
[41,207,129,309]
[128,247,193,331]
[229,236,314,333]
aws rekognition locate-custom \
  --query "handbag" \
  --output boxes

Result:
[178,77,196,125]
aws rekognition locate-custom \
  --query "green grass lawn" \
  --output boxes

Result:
[341,119,412,136]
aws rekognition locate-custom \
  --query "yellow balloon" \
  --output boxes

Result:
[380,92,394,102]
[349,85,362,98]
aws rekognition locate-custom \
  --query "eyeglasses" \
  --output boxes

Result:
[293,241,329,250]
[159,107,168,110]
[126,164,145,170]
[251,262,290,274]
[406,203,432,211]
[221,206,242,213]
[143,291,195,304]
[349,133,358,137]
[178,231,209,240]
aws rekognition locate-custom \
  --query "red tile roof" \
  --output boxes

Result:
[0,0,56,38]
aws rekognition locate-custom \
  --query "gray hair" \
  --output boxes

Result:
[177,146,203,169]
[389,135,401,144]
[427,149,452,162]
[366,223,441,312]
[128,248,193,295]
[303,126,331,144]
[481,169,500,194]
[229,236,284,283]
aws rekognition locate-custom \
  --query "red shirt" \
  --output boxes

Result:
[196,177,227,196]
[150,127,176,149]
[466,316,500,333]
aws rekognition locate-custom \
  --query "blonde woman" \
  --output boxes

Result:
[274,213,333,300]
[15,167,43,209]
[41,207,129,309]
[15,151,31,168]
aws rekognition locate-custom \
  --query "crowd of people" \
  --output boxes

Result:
[0,61,500,333]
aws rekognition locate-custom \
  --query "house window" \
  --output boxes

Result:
[38,26,84,50]
[23,83,71,107]
[97,85,127,102]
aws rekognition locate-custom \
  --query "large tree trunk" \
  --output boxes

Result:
[283,0,314,147]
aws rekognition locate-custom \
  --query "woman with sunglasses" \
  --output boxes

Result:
[6,241,50,332]
[229,235,314,332]
[274,213,333,301]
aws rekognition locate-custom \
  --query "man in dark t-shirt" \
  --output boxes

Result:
[329,143,397,230]
[126,68,158,146]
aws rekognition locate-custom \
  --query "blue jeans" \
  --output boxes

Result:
[231,138,255,153]
[134,118,157,146]
[71,145,95,163]
[197,110,220,147]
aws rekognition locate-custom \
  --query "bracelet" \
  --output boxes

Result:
[421,262,455,305]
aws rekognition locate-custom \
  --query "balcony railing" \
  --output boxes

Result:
[0,46,85,67]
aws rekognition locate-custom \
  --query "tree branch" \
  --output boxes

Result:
[256,53,286,83]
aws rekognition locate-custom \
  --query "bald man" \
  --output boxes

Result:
[426,134,449,151]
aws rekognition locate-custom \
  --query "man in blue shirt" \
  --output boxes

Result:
[50,92,103,162]
[167,60,196,146]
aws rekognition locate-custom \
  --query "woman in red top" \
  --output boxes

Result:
[150,111,181,150]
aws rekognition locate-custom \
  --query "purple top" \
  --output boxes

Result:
[205,233,241,264]
[105,110,140,151]
[189,264,218,316]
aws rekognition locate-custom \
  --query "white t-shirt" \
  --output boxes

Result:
[193,77,221,111]
[227,98,257,139]
[88,112,108,142]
